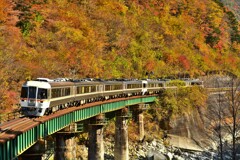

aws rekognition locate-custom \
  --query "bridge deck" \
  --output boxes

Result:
[0,95,156,160]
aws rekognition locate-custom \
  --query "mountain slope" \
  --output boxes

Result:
[0,0,239,111]
[11,0,240,77]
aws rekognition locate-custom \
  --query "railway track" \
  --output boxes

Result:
[0,95,153,143]
[0,117,39,143]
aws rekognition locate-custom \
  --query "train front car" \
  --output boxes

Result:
[20,80,51,117]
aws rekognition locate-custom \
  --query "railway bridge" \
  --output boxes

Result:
[0,95,156,160]
[1,72,238,160]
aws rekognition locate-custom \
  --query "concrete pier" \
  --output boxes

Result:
[54,133,76,160]
[138,112,144,141]
[132,104,148,141]
[114,108,129,160]
[54,124,78,160]
[88,114,105,160]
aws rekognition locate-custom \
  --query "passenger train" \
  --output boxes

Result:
[20,78,203,116]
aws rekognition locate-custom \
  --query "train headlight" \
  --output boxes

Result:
[21,98,27,102]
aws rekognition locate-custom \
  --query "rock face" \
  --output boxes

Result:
[167,107,213,149]
[76,144,88,160]
[167,134,203,151]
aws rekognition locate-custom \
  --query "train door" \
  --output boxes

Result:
[142,80,148,95]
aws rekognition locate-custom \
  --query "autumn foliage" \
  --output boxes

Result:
[0,0,239,112]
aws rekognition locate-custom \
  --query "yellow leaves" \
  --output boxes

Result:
[62,27,85,43]
[97,0,128,16]
[54,0,71,8]
[206,1,224,28]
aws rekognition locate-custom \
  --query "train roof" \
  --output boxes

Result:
[73,81,103,85]
[123,80,145,84]
[34,78,54,82]
[23,79,75,88]
[49,81,75,87]
[22,81,52,89]
[102,81,124,85]
[147,80,165,83]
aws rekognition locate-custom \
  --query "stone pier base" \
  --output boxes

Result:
[88,114,105,160]
[54,133,76,160]
[114,108,129,160]
[138,112,144,141]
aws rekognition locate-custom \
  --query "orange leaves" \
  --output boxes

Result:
[5,91,18,108]
[145,59,156,72]
[0,0,9,23]
[178,55,190,70]
[0,85,18,112]
[214,40,224,50]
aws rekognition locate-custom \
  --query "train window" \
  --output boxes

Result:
[127,84,141,89]
[84,86,90,93]
[158,83,163,87]
[51,89,57,98]
[89,86,91,92]
[77,86,96,94]
[29,87,37,99]
[65,88,70,96]
[61,88,64,96]
[105,84,123,91]
[105,85,111,91]
[76,86,82,94]
[52,88,61,98]
[21,87,28,98]
[37,88,47,99]
[115,85,123,90]
[143,83,147,88]
[149,84,155,88]
[107,84,120,90]
[57,89,61,97]
[52,88,70,97]
[91,86,96,92]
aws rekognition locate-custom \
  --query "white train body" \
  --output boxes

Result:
[20,78,203,117]
[20,81,51,116]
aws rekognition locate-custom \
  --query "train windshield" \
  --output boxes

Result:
[29,87,37,99]
[20,87,28,98]
[37,88,47,99]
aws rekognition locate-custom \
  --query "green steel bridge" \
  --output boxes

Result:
[1,70,238,160]
[0,95,157,160]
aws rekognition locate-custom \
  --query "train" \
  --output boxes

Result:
[20,78,203,117]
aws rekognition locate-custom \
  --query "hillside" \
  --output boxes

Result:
[0,0,239,112]
[220,0,240,20]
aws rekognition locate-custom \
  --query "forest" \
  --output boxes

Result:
[220,0,240,20]
[0,0,239,112]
